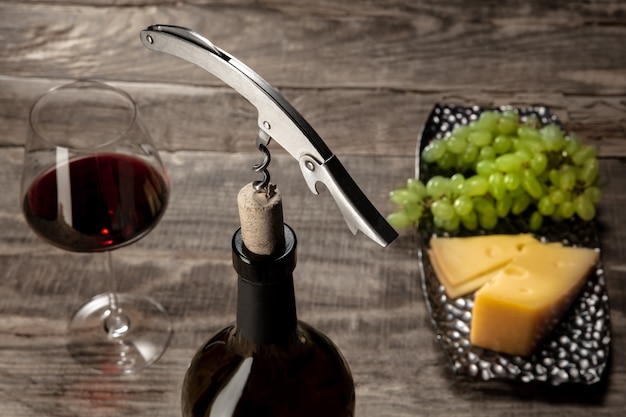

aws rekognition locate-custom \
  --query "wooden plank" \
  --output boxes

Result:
[2,77,625,157]
[1,2,625,94]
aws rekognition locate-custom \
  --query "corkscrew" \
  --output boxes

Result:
[252,130,273,195]
[140,25,397,247]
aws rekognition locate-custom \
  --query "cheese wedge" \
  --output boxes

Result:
[470,242,598,356]
[429,234,538,298]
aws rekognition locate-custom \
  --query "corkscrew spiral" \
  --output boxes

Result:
[252,131,273,196]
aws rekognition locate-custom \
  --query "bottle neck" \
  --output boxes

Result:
[231,225,298,345]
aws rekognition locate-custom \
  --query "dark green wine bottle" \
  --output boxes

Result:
[181,225,355,417]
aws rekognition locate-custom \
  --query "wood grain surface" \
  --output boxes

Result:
[1,1,625,416]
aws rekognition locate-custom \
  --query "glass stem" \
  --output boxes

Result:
[104,251,130,338]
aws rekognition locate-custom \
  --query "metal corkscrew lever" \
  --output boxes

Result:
[140,25,397,247]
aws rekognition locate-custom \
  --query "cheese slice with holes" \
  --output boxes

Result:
[428,234,539,298]
[470,242,598,356]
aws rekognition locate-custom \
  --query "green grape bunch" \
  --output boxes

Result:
[388,109,602,232]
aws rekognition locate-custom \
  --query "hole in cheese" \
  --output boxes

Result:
[555,260,574,269]
[484,246,501,258]
[502,265,529,279]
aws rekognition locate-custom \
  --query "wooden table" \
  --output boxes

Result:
[1,1,625,416]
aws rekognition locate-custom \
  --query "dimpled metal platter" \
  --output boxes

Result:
[415,104,611,385]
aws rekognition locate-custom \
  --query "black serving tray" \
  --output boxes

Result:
[416,104,611,385]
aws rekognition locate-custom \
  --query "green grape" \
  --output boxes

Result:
[473,197,498,230]
[473,196,493,214]
[536,168,550,184]
[453,195,474,217]
[476,159,497,176]
[469,131,493,147]
[442,214,461,232]
[389,188,418,205]
[404,201,424,222]
[520,137,546,154]
[461,210,478,231]
[574,194,595,221]
[517,125,541,142]
[564,134,582,156]
[496,118,518,135]
[503,171,522,191]
[407,178,427,198]
[478,146,496,161]
[449,173,465,193]
[508,183,525,198]
[511,192,531,215]
[584,186,602,204]
[578,157,599,186]
[387,211,413,229]
[496,193,513,217]
[549,188,566,205]
[488,172,506,200]
[437,152,458,170]
[512,137,528,153]
[497,111,519,135]
[431,199,456,221]
[529,211,543,231]
[537,195,555,216]
[572,145,597,166]
[495,153,524,172]
[478,211,498,230]
[452,124,472,141]
[561,189,573,202]
[475,110,499,133]
[521,169,544,199]
[492,135,513,154]
[433,214,446,229]
[426,176,449,198]
[445,134,467,154]
[421,140,446,163]
[514,149,532,164]
[557,200,576,219]
[558,166,576,191]
[540,124,565,151]
[463,175,489,197]
[548,169,560,186]
[529,152,548,175]
[461,143,479,165]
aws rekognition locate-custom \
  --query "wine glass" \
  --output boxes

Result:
[20,80,173,374]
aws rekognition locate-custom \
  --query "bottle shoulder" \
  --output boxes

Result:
[194,321,348,357]
[182,321,355,417]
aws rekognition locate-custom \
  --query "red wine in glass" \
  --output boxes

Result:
[23,153,168,252]
[21,80,173,374]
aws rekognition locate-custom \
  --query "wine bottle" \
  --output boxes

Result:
[181,184,355,417]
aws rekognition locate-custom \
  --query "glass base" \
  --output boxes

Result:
[68,292,172,375]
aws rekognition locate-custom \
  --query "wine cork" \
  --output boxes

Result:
[237,183,285,255]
